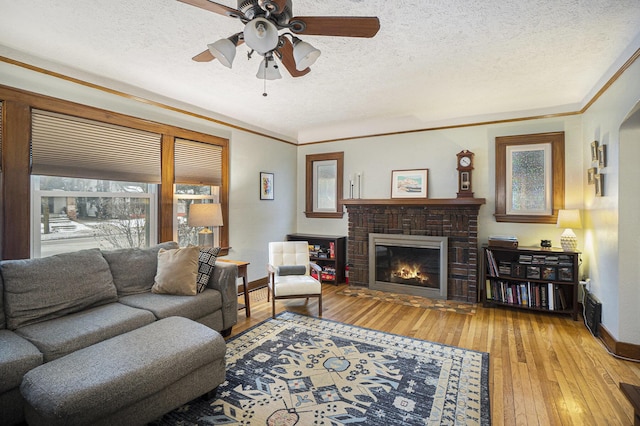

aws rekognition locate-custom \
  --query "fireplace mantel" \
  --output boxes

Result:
[342,198,486,207]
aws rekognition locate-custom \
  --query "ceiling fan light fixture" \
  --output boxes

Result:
[256,57,282,80]
[292,38,321,71]
[243,17,279,54]
[207,35,239,68]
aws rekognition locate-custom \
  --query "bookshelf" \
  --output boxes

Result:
[286,233,346,285]
[482,245,580,320]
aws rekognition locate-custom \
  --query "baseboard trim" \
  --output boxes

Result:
[599,324,640,361]
[247,277,268,292]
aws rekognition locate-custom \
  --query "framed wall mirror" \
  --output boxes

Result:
[305,152,344,218]
[495,132,565,223]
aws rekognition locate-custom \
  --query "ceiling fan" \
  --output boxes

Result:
[177,0,380,80]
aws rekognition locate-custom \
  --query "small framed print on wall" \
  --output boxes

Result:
[591,140,599,163]
[391,169,429,199]
[595,173,604,197]
[587,167,597,184]
[260,172,274,200]
[598,144,607,168]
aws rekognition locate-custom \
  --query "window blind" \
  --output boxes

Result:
[174,138,223,186]
[31,110,161,183]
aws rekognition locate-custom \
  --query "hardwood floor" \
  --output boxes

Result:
[232,284,640,425]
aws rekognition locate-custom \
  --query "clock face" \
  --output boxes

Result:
[459,156,471,167]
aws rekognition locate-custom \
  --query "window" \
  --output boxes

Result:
[305,152,344,218]
[30,111,161,257]
[173,139,224,247]
[32,176,157,257]
[173,185,219,247]
[495,132,565,223]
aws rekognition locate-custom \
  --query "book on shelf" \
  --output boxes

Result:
[486,249,499,276]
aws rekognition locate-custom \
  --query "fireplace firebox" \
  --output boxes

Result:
[369,233,448,299]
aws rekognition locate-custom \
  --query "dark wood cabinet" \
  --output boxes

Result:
[482,246,580,320]
[286,233,346,284]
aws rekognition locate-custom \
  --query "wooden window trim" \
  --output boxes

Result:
[0,84,229,257]
[305,151,344,219]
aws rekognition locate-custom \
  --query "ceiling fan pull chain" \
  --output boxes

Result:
[263,64,268,97]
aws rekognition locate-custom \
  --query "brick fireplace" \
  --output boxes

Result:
[343,198,485,302]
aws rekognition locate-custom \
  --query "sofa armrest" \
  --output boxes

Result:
[207,262,238,331]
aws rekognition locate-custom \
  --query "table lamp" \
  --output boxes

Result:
[188,203,223,247]
[557,209,581,252]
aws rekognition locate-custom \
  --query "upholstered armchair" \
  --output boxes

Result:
[267,241,323,318]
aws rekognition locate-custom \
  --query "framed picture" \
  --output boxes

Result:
[558,267,573,282]
[391,169,429,199]
[511,263,526,278]
[598,144,607,168]
[595,173,604,197]
[305,152,344,218]
[526,266,541,280]
[587,167,597,184]
[591,140,599,162]
[495,132,564,224]
[542,266,557,281]
[260,172,274,200]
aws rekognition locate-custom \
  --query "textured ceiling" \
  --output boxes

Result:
[1,0,639,143]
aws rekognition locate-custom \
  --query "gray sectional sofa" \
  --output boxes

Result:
[0,242,238,425]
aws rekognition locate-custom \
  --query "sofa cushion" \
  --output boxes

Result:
[151,246,199,296]
[15,302,156,362]
[118,289,222,322]
[0,330,43,393]
[101,241,179,296]
[0,249,118,330]
[197,247,221,293]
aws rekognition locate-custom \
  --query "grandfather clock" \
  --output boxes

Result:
[456,150,474,198]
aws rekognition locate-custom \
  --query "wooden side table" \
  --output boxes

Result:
[218,259,251,317]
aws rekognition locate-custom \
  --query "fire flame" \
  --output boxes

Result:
[391,262,430,284]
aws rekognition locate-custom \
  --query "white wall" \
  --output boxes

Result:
[581,54,640,343]
[297,116,585,250]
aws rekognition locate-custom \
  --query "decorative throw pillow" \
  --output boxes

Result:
[197,246,221,293]
[151,246,199,296]
[277,265,307,276]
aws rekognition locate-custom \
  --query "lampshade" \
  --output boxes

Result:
[557,209,581,252]
[292,39,321,71]
[243,17,279,54]
[256,57,282,80]
[557,209,582,229]
[188,203,224,228]
[208,35,239,68]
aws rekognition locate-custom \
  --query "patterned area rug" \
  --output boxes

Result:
[152,312,490,425]
[337,287,477,315]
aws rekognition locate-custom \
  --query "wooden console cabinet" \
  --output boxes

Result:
[482,246,580,320]
[286,233,346,284]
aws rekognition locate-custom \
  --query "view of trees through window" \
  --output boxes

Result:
[34,176,156,257]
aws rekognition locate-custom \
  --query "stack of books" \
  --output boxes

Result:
[488,235,518,248]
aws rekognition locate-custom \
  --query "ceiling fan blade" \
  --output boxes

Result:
[289,16,380,38]
[192,49,216,62]
[277,37,310,77]
[177,0,242,18]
